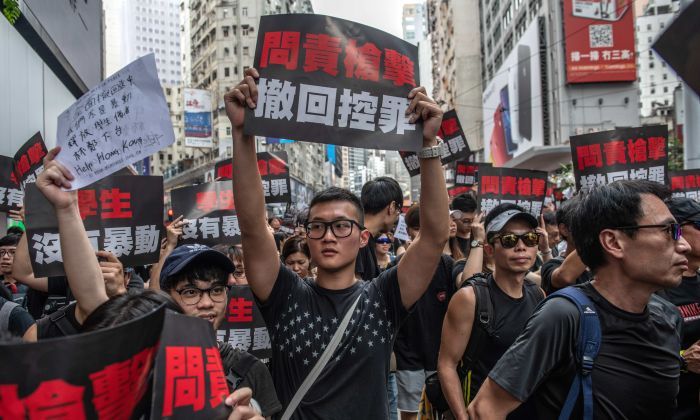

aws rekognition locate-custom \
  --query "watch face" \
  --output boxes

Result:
[471,240,481,247]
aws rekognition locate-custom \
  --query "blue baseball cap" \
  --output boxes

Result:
[159,244,234,290]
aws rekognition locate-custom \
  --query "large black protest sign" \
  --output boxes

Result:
[670,169,700,201]
[171,181,241,247]
[455,161,481,187]
[13,132,48,189]
[477,165,548,217]
[214,151,291,203]
[216,286,272,363]
[151,312,230,420]
[400,110,471,176]
[0,306,164,419]
[570,125,668,194]
[0,155,23,212]
[244,14,422,151]
[25,176,164,277]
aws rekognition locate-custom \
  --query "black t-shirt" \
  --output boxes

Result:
[36,302,82,339]
[274,232,286,252]
[259,264,408,419]
[394,254,455,371]
[658,274,700,418]
[355,233,379,281]
[540,256,594,295]
[0,297,35,337]
[490,282,682,419]
[456,236,471,258]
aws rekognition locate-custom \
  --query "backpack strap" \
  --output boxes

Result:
[0,301,20,332]
[37,304,79,339]
[548,287,601,420]
[459,275,496,377]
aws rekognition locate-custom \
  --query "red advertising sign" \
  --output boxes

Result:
[563,0,636,83]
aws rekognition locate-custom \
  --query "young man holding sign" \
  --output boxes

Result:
[225,68,449,419]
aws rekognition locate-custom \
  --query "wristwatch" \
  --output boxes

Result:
[417,138,447,159]
[471,240,483,248]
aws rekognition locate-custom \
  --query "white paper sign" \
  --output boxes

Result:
[56,54,174,190]
[394,214,410,241]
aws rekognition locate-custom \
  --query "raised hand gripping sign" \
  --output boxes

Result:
[244,14,421,151]
[56,53,175,190]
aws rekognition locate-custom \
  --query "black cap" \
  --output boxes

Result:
[159,244,234,290]
[667,197,700,224]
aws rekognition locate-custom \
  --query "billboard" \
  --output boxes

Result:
[563,0,636,83]
[482,20,543,166]
[184,88,213,148]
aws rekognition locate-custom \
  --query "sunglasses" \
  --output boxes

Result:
[613,223,682,241]
[376,238,392,244]
[490,232,541,248]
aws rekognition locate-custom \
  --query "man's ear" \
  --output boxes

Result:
[359,228,371,248]
[599,228,624,262]
[484,241,495,258]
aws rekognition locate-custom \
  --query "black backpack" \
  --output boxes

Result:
[36,302,80,339]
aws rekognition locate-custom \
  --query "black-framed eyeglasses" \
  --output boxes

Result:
[0,249,16,258]
[305,219,364,240]
[612,223,683,241]
[490,232,541,248]
[175,285,228,305]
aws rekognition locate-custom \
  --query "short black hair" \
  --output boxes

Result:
[361,177,403,215]
[309,187,364,225]
[570,180,671,272]
[542,211,557,226]
[81,290,182,332]
[484,203,526,243]
[556,196,580,230]
[282,236,310,260]
[163,264,229,292]
[0,234,20,248]
[451,193,478,213]
[404,204,420,230]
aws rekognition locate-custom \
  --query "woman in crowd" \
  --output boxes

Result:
[281,236,312,278]
[375,234,395,272]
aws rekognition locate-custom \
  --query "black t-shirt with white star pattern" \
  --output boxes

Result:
[258,264,408,419]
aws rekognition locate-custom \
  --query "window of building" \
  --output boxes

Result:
[664,86,668,93]
[663,73,668,80]
[224,67,230,77]
[243,46,249,55]
[226,127,232,135]
[168,154,173,161]
[651,88,655,94]
[647,23,651,30]
[234,66,239,75]
[223,26,229,37]
[647,36,652,43]
[242,7,248,16]
[665,99,669,105]
[224,47,230,56]
[660,21,665,29]
[649,62,654,69]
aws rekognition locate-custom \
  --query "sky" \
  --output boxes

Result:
[309,0,416,38]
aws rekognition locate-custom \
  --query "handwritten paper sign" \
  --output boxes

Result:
[56,53,174,190]
[394,214,410,241]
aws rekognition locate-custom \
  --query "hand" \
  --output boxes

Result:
[224,67,260,130]
[97,251,125,296]
[405,86,443,143]
[8,207,25,222]
[536,214,550,253]
[225,387,263,420]
[685,340,700,374]
[36,147,77,211]
[471,211,486,241]
[167,215,185,248]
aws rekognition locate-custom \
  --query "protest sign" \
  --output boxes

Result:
[184,88,213,148]
[152,312,230,420]
[448,185,472,199]
[477,165,548,216]
[0,156,23,212]
[56,53,175,190]
[216,286,272,363]
[214,151,291,203]
[244,14,422,151]
[570,125,668,194]
[0,306,164,419]
[13,132,48,190]
[670,170,700,201]
[454,162,481,187]
[393,214,410,241]
[25,176,164,277]
[400,110,471,175]
[171,181,241,247]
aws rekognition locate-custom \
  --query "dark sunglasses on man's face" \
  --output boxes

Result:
[490,232,540,248]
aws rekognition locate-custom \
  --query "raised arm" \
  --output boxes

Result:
[457,211,486,288]
[224,68,280,302]
[36,148,107,322]
[149,215,184,291]
[550,249,587,289]
[12,233,49,292]
[396,87,450,308]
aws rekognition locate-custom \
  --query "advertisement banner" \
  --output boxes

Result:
[570,125,668,194]
[482,20,543,166]
[184,88,213,148]
[0,156,23,212]
[13,132,48,190]
[25,176,164,277]
[244,14,422,151]
[563,0,637,83]
[670,170,700,201]
[216,286,272,363]
[477,165,548,217]
[214,152,291,204]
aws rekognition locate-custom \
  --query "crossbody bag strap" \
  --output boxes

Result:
[280,293,363,420]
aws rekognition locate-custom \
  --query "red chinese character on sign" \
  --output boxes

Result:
[627,138,647,163]
[228,297,254,322]
[217,164,232,180]
[603,141,627,166]
[518,177,532,196]
[196,191,218,213]
[257,160,269,176]
[16,155,30,177]
[268,159,287,175]
[219,190,235,210]
[481,176,500,194]
[343,40,381,81]
[648,137,666,160]
[259,31,300,70]
[78,190,98,220]
[383,49,416,87]
[100,188,133,219]
[303,33,342,76]
[501,176,517,195]
[532,179,546,197]
[163,346,205,416]
[24,379,87,419]
[670,176,685,191]
[576,144,603,170]
[686,175,697,189]
[204,348,229,408]
[27,142,46,165]
[439,118,459,137]
[0,384,25,418]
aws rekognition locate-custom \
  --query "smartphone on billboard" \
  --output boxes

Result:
[490,104,511,166]
[499,86,517,154]
[517,45,532,142]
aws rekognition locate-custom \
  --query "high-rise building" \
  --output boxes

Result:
[402,3,427,45]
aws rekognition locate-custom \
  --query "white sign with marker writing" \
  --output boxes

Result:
[394,214,410,242]
[56,53,174,190]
